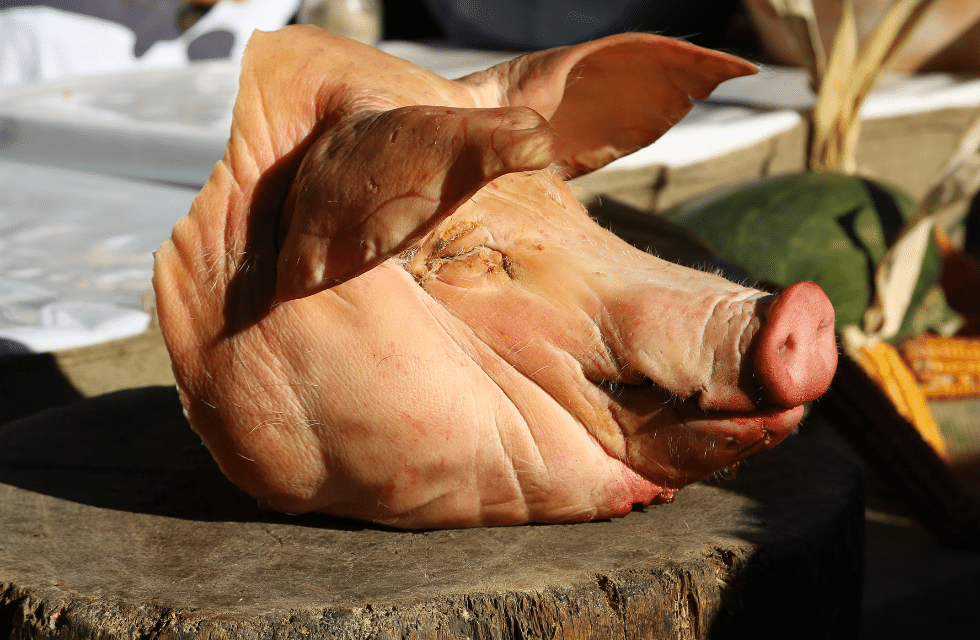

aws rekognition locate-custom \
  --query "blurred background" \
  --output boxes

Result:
[3,2,980,638]
[0,0,754,89]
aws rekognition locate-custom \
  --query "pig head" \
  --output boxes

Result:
[153,26,837,528]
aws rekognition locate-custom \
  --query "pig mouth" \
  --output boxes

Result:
[600,372,805,431]
[599,373,805,485]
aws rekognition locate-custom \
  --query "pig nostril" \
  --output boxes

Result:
[754,281,837,408]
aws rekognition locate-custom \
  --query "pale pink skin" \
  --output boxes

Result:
[153,26,838,529]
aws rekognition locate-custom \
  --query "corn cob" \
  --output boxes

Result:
[856,340,949,459]
[900,334,980,399]
[817,350,980,547]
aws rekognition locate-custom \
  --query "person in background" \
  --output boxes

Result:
[0,1,299,88]
[419,0,743,51]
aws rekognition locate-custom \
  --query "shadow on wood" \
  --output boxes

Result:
[0,326,176,425]
[0,352,84,425]
[0,385,863,639]
[0,387,353,526]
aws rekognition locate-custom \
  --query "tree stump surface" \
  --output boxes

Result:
[0,386,863,640]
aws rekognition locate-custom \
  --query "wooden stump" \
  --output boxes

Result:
[0,387,863,639]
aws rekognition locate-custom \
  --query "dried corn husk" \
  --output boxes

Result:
[863,107,980,342]
[766,0,828,83]
[757,0,980,544]
[810,0,859,172]
[841,105,980,464]
[810,0,942,172]
[744,0,980,73]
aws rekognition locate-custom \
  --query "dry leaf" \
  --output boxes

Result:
[810,0,943,173]
[918,107,980,218]
[863,105,980,340]
[810,0,858,172]
[768,0,828,83]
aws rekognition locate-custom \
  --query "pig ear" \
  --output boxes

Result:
[460,33,757,178]
[275,105,555,301]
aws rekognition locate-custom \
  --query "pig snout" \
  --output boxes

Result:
[602,277,836,488]
[754,281,838,409]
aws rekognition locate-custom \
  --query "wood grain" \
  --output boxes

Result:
[0,387,863,639]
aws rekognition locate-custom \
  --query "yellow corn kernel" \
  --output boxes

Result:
[900,334,980,399]
[858,341,949,460]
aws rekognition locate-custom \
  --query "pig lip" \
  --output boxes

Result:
[673,403,803,480]
[616,398,803,488]
[609,377,805,480]
[725,405,804,451]
[630,373,806,426]
[605,374,807,434]
[680,402,804,445]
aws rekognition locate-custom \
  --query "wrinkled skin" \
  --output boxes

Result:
[153,26,838,528]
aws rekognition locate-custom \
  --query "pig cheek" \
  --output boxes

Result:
[296,360,495,524]
[181,395,322,510]
[605,388,701,485]
[313,418,466,523]
[419,258,629,456]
